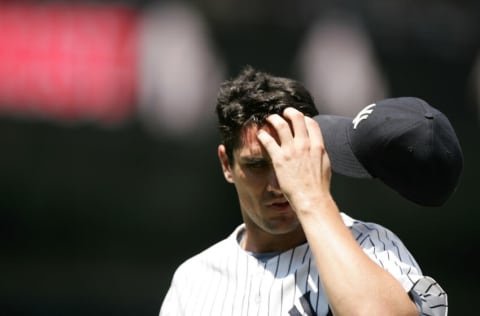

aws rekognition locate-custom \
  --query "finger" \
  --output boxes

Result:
[256,128,280,156]
[282,107,309,139]
[306,116,332,171]
[265,113,294,145]
[305,116,324,149]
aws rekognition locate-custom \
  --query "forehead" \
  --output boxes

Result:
[235,124,277,158]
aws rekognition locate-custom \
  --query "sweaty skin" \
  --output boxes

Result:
[255,107,418,316]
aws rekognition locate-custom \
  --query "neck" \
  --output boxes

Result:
[241,224,306,253]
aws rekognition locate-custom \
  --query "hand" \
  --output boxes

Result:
[256,107,332,214]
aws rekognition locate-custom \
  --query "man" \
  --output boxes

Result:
[159,66,449,315]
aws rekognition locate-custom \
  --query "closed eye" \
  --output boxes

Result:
[247,161,268,169]
[242,158,270,170]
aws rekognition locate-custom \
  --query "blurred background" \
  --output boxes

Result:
[0,0,478,315]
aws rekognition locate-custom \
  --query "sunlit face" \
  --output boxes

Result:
[218,124,301,236]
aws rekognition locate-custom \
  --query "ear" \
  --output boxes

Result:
[218,144,234,183]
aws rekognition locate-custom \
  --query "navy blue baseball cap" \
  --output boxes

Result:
[314,97,463,207]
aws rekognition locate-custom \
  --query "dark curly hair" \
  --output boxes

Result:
[216,65,319,162]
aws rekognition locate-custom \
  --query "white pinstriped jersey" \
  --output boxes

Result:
[160,213,447,316]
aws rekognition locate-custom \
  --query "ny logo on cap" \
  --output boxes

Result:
[352,103,376,129]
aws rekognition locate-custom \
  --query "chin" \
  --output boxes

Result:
[265,219,301,235]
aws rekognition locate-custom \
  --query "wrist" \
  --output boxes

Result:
[291,192,336,218]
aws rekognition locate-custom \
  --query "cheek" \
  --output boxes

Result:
[233,173,266,202]
[236,185,263,219]
[233,167,267,191]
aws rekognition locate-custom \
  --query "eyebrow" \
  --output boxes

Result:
[238,156,270,164]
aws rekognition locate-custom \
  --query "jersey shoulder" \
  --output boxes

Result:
[172,225,242,278]
[340,212,402,242]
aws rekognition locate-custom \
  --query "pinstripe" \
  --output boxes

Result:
[198,257,214,315]
[406,266,416,285]
[255,261,268,316]
[392,239,403,261]
[230,245,240,316]
[355,232,364,242]
[188,258,205,313]
[372,225,387,251]
[293,270,297,308]
[239,254,249,316]
[267,255,280,316]
[287,248,295,274]
[315,274,320,312]
[179,263,195,312]
[218,248,232,315]
[305,257,311,291]
[358,234,369,245]
[206,253,229,315]
[383,229,392,261]
[245,268,253,315]
[280,278,284,316]
[302,245,310,264]
[220,251,235,315]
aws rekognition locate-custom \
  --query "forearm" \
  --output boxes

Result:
[297,196,418,316]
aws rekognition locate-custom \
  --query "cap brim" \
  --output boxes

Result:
[314,114,373,179]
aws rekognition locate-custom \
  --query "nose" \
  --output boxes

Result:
[266,170,281,193]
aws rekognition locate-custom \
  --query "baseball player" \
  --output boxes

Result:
[159,66,456,316]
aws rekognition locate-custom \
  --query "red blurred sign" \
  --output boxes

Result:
[0,3,139,124]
